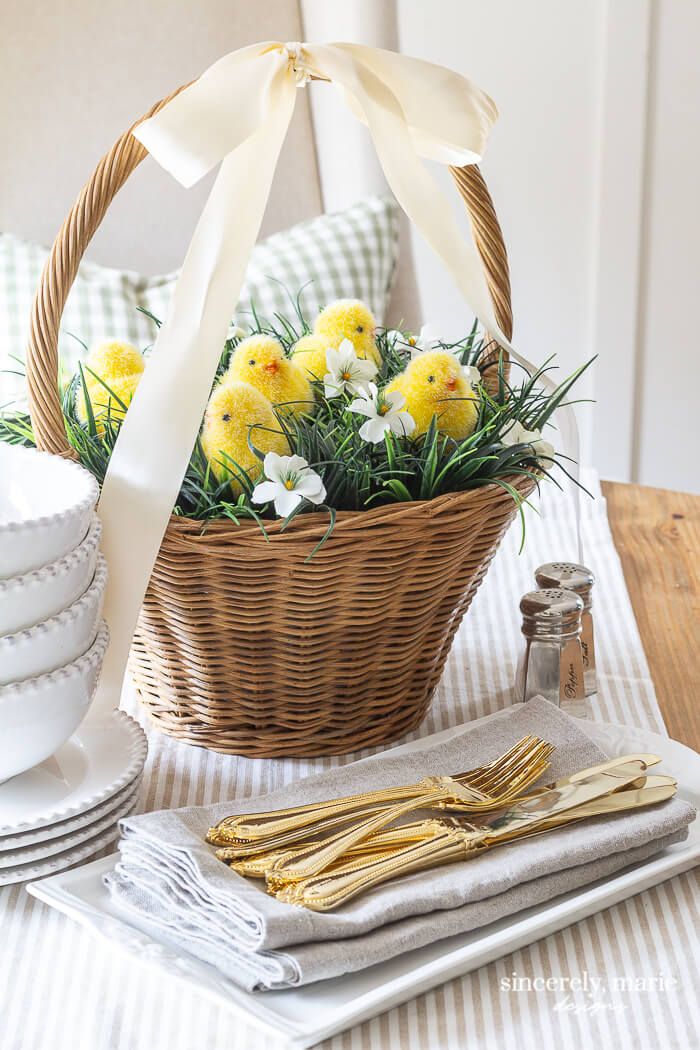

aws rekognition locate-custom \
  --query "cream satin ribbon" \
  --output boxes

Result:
[91,41,580,719]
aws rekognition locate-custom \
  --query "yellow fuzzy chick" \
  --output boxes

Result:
[313,300,381,366]
[289,333,330,382]
[384,350,479,440]
[75,340,144,431]
[200,381,289,493]
[223,336,312,416]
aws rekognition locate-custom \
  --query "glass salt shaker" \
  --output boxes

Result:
[514,588,587,717]
[535,562,596,696]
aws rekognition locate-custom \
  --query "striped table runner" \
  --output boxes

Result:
[2,472,698,1050]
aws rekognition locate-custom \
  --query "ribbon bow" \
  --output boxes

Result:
[134,41,502,330]
[281,41,313,85]
[92,42,577,718]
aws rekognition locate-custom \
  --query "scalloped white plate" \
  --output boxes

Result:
[0,555,107,685]
[0,779,141,867]
[0,621,110,783]
[0,711,147,834]
[0,810,135,886]
[0,775,142,852]
[27,715,700,1050]
[0,513,102,636]
[0,790,140,882]
[0,444,99,579]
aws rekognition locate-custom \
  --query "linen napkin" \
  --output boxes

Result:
[106,697,695,990]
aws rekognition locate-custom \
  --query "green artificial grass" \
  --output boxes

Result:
[0,302,593,554]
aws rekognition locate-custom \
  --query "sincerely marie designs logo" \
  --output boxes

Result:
[500,970,680,1016]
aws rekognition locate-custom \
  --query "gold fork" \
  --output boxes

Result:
[207,735,552,853]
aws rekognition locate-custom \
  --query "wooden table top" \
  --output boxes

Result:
[602,480,700,752]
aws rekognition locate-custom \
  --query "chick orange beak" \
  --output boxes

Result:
[445,375,457,392]
[263,361,279,375]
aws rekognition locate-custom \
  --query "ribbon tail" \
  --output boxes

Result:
[313,44,583,559]
[309,45,512,351]
[89,74,297,720]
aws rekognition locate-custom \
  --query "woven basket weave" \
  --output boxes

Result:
[26,85,536,758]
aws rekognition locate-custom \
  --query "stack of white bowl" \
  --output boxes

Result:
[0,444,145,884]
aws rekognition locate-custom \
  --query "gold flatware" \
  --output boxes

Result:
[207,735,553,850]
[235,761,668,876]
[260,742,553,885]
[240,776,675,882]
[219,819,443,876]
[269,778,677,906]
[503,775,676,836]
[213,754,659,873]
[266,760,655,894]
[555,753,661,786]
[270,761,674,910]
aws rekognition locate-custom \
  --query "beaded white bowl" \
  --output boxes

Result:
[0,444,99,579]
[0,556,107,686]
[0,622,109,783]
[0,514,102,636]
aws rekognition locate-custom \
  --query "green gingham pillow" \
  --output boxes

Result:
[0,240,163,408]
[0,196,399,407]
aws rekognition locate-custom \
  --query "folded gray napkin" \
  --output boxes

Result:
[106,697,695,990]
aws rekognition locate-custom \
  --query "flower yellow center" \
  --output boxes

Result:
[408,337,416,346]
[284,479,295,490]
[379,404,390,415]
[341,370,352,380]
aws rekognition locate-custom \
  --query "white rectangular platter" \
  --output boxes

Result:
[28,717,700,1050]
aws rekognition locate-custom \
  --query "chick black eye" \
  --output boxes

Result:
[222,413,231,422]
[427,375,435,383]
[356,325,364,333]
[248,359,256,366]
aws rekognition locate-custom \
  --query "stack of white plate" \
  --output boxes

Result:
[0,711,147,884]
[0,444,147,883]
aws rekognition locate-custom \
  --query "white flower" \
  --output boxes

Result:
[252,452,326,517]
[406,322,442,357]
[323,339,378,397]
[383,329,404,348]
[501,421,556,466]
[347,383,416,444]
[227,323,245,342]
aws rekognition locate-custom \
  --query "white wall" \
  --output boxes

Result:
[634,0,699,492]
[300,0,421,327]
[0,0,321,273]
[398,0,604,467]
[398,0,700,493]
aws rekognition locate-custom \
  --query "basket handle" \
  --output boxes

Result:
[26,89,512,458]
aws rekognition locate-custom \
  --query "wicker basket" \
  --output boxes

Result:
[26,87,536,758]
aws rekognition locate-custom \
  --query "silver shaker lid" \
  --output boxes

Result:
[520,588,583,640]
[535,562,594,609]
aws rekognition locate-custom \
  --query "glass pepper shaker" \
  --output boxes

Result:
[514,588,587,717]
[535,562,596,697]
